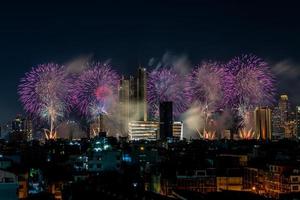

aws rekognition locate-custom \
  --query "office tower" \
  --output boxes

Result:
[119,77,130,135]
[129,75,138,119]
[272,106,284,140]
[254,107,272,141]
[10,115,32,141]
[137,67,147,121]
[279,95,289,125]
[159,101,173,140]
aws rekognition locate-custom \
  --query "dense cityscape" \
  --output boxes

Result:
[1,1,300,200]
[1,54,300,200]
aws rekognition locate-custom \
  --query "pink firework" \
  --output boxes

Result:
[70,63,120,118]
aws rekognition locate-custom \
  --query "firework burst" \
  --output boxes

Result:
[70,63,120,119]
[147,68,188,118]
[18,63,71,139]
[227,54,275,107]
[187,61,235,110]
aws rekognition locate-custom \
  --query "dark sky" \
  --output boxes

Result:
[1,0,300,123]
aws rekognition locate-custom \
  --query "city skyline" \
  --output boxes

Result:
[1,1,300,123]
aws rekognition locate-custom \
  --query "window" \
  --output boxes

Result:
[292,177,299,182]
[292,185,299,191]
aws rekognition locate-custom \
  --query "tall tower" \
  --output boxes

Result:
[119,77,130,135]
[279,95,289,126]
[254,107,272,141]
[159,101,173,140]
[137,67,147,121]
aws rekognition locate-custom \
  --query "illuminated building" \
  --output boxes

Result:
[128,121,158,140]
[128,121,183,141]
[254,107,272,140]
[159,101,173,140]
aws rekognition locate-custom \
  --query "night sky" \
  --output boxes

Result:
[1,1,300,123]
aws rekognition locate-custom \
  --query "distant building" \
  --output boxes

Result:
[159,101,173,140]
[296,106,300,138]
[254,107,272,140]
[9,115,32,141]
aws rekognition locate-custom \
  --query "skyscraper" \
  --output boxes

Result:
[10,115,32,141]
[279,95,289,125]
[254,107,272,141]
[159,101,173,140]
[137,67,147,121]
[119,77,130,135]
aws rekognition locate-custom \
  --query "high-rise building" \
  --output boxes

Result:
[296,106,300,138]
[137,67,147,121]
[119,77,130,135]
[10,115,32,141]
[159,101,173,140]
[279,95,289,125]
[254,107,272,141]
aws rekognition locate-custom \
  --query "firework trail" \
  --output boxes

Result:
[18,63,71,139]
[147,68,188,119]
[239,128,256,140]
[70,63,120,119]
[227,54,275,129]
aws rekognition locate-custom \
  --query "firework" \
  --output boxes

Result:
[227,54,275,107]
[227,55,275,130]
[70,63,120,119]
[186,62,235,135]
[18,63,71,139]
[187,61,235,109]
[147,68,188,118]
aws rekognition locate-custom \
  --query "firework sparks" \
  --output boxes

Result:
[18,63,71,139]
[147,68,188,118]
[239,128,256,140]
[70,62,120,119]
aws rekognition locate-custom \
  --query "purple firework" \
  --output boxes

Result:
[18,63,71,137]
[226,54,275,107]
[186,61,235,109]
[147,68,188,118]
[19,63,71,118]
[70,63,120,118]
